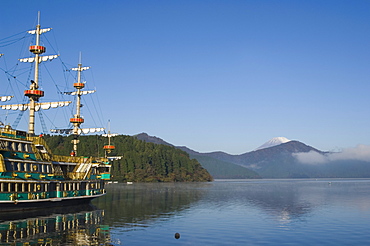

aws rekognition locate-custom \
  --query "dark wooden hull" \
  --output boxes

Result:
[0,193,105,212]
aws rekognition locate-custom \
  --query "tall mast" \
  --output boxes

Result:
[2,14,69,131]
[23,12,56,134]
[70,55,90,156]
[25,14,44,134]
[103,120,116,158]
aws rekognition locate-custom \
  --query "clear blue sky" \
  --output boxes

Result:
[1,0,370,154]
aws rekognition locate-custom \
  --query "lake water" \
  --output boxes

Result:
[1,179,370,245]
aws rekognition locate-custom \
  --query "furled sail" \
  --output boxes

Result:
[63,90,95,96]
[50,127,104,135]
[102,133,118,137]
[0,101,71,111]
[27,28,52,35]
[0,96,13,102]
[71,66,90,71]
[19,54,59,63]
[107,156,122,161]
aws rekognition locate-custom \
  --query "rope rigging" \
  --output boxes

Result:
[0,26,106,136]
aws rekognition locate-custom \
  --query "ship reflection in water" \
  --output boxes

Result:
[0,204,111,245]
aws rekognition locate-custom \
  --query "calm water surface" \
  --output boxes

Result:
[1,179,370,245]
[94,179,370,245]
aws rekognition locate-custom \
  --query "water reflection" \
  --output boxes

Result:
[93,183,207,228]
[206,179,370,224]
[92,180,370,245]
[0,204,111,245]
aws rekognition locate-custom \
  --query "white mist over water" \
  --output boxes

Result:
[293,144,370,164]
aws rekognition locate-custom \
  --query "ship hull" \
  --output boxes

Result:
[0,193,104,212]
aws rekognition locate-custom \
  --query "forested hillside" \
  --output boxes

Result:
[42,135,213,182]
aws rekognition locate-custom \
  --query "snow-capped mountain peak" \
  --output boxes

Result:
[255,137,291,150]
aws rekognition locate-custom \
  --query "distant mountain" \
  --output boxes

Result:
[134,133,173,146]
[135,135,260,179]
[189,155,261,179]
[133,133,370,179]
[200,140,322,167]
[255,137,291,150]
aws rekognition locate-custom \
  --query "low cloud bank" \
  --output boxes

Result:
[293,144,370,164]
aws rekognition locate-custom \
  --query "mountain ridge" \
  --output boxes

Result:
[134,133,370,179]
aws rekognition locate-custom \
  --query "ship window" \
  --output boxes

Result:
[2,183,9,192]
[10,183,15,192]
[11,142,15,151]
[6,141,11,150]
[0,183,4,192]
[26,144,31,152]
[17,162,22,171]
[15,183,20,192]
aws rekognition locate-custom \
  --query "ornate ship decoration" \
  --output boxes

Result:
[0,13,112,212]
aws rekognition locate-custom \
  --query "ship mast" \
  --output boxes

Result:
[70,55,90,156]
[103,120,117,158]
[25,14,45,134]
[1,13,72,132]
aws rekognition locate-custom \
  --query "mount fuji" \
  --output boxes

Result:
[255,137,291,150]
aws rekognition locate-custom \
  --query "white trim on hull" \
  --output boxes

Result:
[0,193,105,212]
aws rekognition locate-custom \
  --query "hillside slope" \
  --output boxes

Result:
[43,134,213,182]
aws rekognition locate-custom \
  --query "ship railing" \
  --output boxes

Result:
[52,155,83,163]
[94,157,110,164]
[0,126,29,140]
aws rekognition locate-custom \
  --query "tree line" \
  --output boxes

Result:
[42,134,213,182]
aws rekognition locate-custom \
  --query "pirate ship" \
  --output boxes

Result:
[0,16,112,211]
